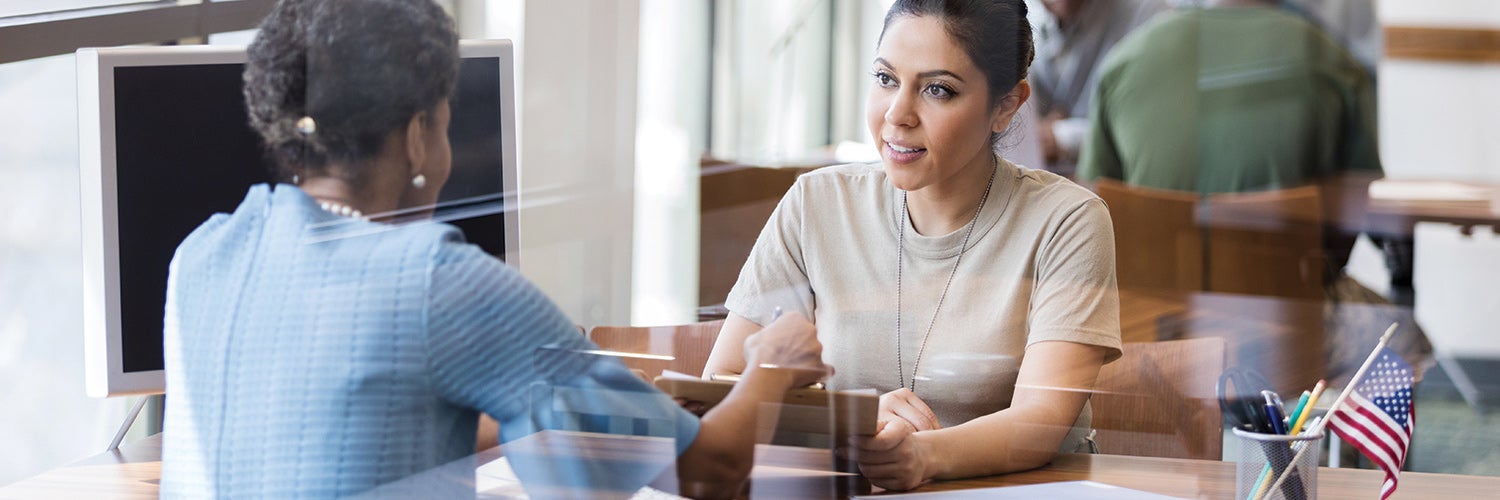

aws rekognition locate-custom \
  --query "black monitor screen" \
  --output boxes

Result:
[111,57,508,373]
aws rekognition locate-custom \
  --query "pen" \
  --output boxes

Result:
[1262,391,1287,434]
[1300,415,1322,436]
[1270,390,1288,430]
[771,306,782,321]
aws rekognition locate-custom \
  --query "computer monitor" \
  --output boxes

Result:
[78,40,519,397]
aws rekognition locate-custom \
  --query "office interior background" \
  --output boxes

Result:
[2,0,1499,487]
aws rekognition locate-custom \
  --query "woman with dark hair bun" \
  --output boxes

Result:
[161,0,828,497]
[703,0,1121,490]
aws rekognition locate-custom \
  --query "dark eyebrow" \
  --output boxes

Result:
[873,57,965,82]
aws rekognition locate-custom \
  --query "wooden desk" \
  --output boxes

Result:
[8,431,1498,499]
[1321,172,1500,236]
[1,433,162,499]
[1364,181,1500,236]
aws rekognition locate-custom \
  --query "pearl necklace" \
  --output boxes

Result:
[318,201,367,220]
[895,159,997,392]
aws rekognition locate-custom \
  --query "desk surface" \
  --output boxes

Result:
[1363,179,1500,235]
[1320,172,1500,236]
[6,432,1498,499]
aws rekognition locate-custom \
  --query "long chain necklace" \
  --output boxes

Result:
[896,160,997,392]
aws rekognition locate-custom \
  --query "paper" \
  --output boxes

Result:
[854,480,1186,499]
[658,369,698,381]
[1369,180,1491,202]
[477,456,690,499]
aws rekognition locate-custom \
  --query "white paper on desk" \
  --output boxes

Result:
[853,480,1186,499]
[1369,180,1490,201]
[659,369,698,381]
[476,457,527,498]
[477,457,689,500]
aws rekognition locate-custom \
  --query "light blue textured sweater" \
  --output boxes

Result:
[160,184,697,497]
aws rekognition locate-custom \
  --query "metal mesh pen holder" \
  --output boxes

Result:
[1233,428,1323,500]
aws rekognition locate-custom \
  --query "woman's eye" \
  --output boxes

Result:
[873,71,895,88]
[924,84,954,99]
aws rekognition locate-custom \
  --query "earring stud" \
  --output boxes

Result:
[412,174,426,189]
[295,116,316,135]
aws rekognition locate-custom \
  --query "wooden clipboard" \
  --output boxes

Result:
[654,377,878,436]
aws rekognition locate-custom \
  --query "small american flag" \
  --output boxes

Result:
[1327,346,1415,500]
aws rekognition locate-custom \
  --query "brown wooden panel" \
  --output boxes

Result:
[1386,26,1500,63]
[699,164,809,212]
[1203,185,1326,300]
[1094,179,1204,293]
[1092,338,1227,461]
[588,320,724,379]
[700,200,781,306]
[699,162,816,306]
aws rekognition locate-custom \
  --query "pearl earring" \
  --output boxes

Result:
[411,174,427,189]
[295,116,316,135]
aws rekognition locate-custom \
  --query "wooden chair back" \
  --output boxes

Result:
[1095,179,1327,300]
[587,320,725,379]
[1203,185,1325,300]
[1094,178,1205,292]
[1091,337,1227,460]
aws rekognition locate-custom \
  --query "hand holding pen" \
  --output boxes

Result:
[737,307,832,390]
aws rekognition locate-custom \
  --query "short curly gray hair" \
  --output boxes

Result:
[243,0,459,185]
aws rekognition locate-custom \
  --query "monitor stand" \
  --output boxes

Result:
[108,396,150,451]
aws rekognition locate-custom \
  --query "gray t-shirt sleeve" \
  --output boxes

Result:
[1026,198,1124,363]
[723,177,816,327]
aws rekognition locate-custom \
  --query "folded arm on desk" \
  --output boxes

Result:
[854,341,1109,491]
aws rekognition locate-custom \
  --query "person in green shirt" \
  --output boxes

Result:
[1076,0,1380,194]
[1077,0,1433,402]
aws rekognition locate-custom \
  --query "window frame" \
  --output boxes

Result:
[0,0,274,65]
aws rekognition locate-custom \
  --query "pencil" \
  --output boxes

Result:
[1291,380,1326,434]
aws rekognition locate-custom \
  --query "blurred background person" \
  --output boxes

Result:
[1282,0,1380,78]
[1077,0,1429,398]
[1028,0,1169,176]
[1077,0,1377,194]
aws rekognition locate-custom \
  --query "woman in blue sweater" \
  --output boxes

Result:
[160,0,828,497]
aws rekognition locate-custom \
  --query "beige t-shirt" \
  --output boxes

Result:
[725,158,1122,451]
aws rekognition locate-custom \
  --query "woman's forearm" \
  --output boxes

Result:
[700,313,762,377]
[919,404,1079,480]
[921,342,1108,481]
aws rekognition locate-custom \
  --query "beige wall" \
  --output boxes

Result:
[1378,0,1500,181]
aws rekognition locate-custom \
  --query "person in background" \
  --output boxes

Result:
[1281,0,1379,78]
[1028,0,1168,176]
[1074,0,1379,283]
[1077,0,1379,194]
[160,0,829,497]
[1077,0,1431,406]
[703,0,1121,491]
